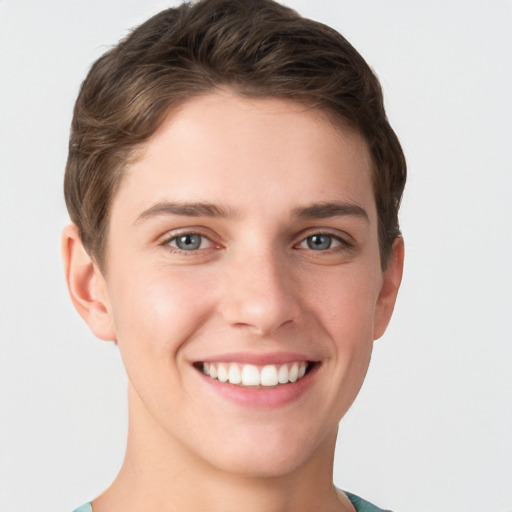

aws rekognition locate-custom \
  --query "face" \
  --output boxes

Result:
[85,92,401,477]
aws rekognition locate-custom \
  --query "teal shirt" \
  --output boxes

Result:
[346,492,393,512]
[73,493,392,512]
[72,505,92,512]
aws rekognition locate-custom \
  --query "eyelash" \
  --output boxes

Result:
[161,230,352,254]
[295,231,352,252]
[163,230,216,253]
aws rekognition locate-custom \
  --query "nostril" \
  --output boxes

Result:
[218,263,301,335]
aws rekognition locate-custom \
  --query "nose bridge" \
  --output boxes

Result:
[219,244,300,335]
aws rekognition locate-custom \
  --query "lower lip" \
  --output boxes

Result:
[197,365,318,408]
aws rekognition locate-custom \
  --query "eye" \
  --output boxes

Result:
[167,233,212,251]
[298,233,345,251]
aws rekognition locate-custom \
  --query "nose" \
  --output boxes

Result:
[219,248,301,336]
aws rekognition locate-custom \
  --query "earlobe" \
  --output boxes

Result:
[61,224,116,341]
[373,237,404,340]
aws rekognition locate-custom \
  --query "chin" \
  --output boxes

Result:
[211,450,311,479]
[195,425,335,479]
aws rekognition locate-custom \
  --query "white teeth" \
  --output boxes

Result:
[228,363,241,384]
[241,364,260,386]
[278,364,289,384]
[260,365,278,386]
[289,362,299,382]
[217,364,229,382]
[201,361,310,387]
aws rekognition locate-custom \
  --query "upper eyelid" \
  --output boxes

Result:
[295,228,354,245]
[157,227,355,248]
[160,227,217,244]
[296,234,349,250]
[163,231,218,254]
[168,233,210,245]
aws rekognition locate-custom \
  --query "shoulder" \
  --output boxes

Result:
[71,496,391,512]
[345,492,394,512]
[71,495,391,512]
[72,503,92,512]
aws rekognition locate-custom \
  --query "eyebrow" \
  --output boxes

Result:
[293,201,369,222]
[135,201,235,223]
[134,200,369,224]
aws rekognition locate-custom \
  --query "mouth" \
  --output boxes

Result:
[194,361,314,387]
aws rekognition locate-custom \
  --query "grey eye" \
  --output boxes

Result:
[306,234,332,250]
[172,234,206,251]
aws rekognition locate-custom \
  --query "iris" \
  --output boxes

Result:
[307,234,332,251]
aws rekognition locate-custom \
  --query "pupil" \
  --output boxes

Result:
[177,234,200,250]
[308,234,331,250]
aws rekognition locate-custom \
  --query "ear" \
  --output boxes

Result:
[373,237,404,340]
[61,224,116,341]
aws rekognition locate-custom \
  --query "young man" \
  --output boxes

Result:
[62,1,406,511]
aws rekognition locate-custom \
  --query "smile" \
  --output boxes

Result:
[200,362,310,387]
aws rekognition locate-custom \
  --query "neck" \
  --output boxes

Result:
[93,386,351,512]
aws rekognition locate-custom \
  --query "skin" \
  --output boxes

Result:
[63,91,404,512]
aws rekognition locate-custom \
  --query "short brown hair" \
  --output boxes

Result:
[64,0,406,269]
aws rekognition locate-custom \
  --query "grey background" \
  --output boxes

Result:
[1,1,511,511]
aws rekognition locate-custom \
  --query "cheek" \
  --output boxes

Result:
[305,264,380,345]
[108,266,215,359]
[297,266,379,423]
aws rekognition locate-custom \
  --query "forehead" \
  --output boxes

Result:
[113,92,376,223]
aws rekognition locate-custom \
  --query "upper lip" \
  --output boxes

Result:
[193,351,319,366]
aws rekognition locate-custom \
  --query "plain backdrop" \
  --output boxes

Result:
[0,1,511,511]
